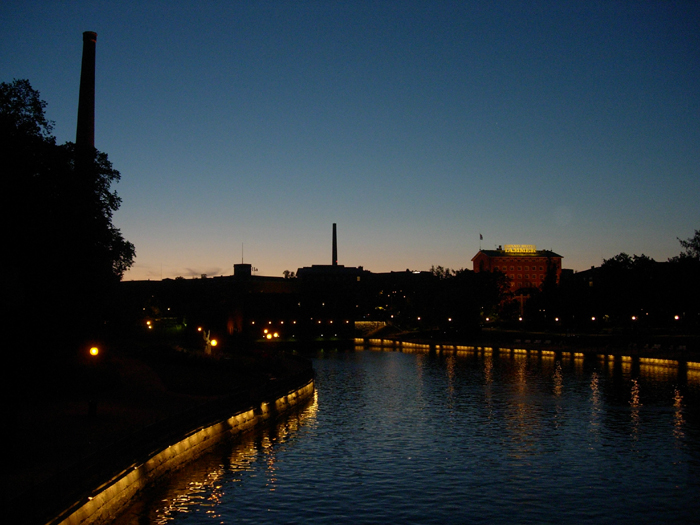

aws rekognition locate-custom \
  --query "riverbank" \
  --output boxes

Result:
[372,327,700,363]
[4,345,313,525]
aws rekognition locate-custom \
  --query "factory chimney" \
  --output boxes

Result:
[76,31,97,149]
[332,223,338,266]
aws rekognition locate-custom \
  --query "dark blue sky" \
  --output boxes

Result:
[2,1,699,279]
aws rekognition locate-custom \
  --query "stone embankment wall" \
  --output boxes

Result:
[53,376,315,525]
[356,337,700,378]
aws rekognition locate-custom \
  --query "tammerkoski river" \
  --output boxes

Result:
[114,346,700,524]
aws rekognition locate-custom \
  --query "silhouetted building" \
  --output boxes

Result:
[472,244,563,292]
[295,224,369,339]
[76,31,97,148]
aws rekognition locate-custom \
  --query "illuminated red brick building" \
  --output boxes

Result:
[472,245,563,292]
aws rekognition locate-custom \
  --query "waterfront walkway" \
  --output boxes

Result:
[5,351,312,525]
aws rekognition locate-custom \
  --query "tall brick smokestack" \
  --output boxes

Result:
[332,223,338,266]
[76,31,97,148]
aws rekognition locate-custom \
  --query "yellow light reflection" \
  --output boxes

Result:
[589,371,601,442]
[630,378,641,437]
[673,387,685,440]
[149,386,318,524]
[553,362,563,397]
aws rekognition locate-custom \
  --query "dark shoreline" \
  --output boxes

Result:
[356,329,700,363]
[5,350,314,525]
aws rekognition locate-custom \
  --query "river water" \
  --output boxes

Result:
[114,347,700,524]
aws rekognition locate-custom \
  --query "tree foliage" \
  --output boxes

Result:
[1,79,135,356]
[675,230,700,261]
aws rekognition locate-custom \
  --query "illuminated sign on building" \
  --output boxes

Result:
[504,244,537,254]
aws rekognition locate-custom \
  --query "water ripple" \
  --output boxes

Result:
[114,349,700,525]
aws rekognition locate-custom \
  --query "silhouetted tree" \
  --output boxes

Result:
[674,230,700,261]
[667,231,700,329]
[1,79,135,362]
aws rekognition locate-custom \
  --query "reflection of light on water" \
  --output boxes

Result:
[630,379,641,437]
[639,364,678,382]
[621,361,632,376]
[446,355,456,401]
[590,372,600,405]
[147,389,319,524]
[502,357,540,457]
[688,368,700,386]
[154,466,229,524]
[483,354,494,421]
[484,355,493,385]
[553,362,563,397]
[589,372,600,443]
[673,387,685,441]
[552,361,564,429]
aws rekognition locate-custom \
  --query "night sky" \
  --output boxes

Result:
[2,1,698,280]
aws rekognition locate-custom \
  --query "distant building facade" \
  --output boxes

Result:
[472,245,563,292]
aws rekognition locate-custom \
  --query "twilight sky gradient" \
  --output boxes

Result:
[2,1,699,280]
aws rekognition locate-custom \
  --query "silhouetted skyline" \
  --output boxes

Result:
[2,1,698,280]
